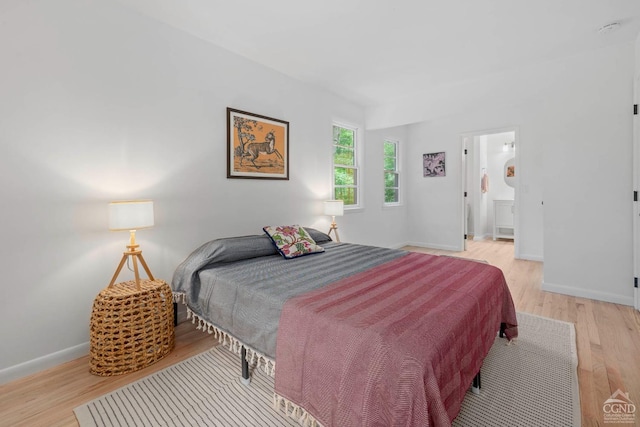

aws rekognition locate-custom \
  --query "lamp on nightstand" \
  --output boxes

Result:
[324,199,344,243]
[108,200,155,290]
[90,199,174,377]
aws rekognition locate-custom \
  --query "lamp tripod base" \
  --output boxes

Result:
[108,244,155,290]
[328,220,340,243]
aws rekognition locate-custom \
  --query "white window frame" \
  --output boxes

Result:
[383,139,401,207]
[332,122,361,209]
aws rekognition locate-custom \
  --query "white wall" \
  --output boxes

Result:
[350,126,409,247]
[405,42,634,305]
[540,43,634,306]
[404,122,462,251]
[0,0,408,383]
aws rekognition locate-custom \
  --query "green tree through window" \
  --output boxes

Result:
[384,140,399,204]
[333,125,358,206]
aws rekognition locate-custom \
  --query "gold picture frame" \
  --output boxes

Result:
[227,108,289,180]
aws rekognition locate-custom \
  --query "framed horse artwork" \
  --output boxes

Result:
[227,108,289,180]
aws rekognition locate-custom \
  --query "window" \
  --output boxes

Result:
[332,124,359,207]
[383,139,400,205]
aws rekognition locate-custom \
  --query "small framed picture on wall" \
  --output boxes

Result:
[423,152,446,177]
[227,108,289,180]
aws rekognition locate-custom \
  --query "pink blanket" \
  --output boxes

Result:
[274,253,517,426]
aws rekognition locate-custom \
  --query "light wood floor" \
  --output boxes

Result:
[1,239,638,427]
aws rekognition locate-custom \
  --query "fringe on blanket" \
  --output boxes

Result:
[273,394,322,427]
[173,292,187,305]
[172,292,276,377]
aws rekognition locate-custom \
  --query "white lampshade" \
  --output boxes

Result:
[324,200,344,217]
[108,200,154,231]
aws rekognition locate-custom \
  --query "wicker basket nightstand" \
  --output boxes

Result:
[89,279,175,376]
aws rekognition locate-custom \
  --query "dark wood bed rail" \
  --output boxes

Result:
[173,302,178,326]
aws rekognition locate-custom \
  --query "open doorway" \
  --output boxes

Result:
[460,127,520,258]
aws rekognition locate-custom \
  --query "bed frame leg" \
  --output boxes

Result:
[471,371,481,395]
[499,322,506,338]
[173,302,178,326]
[241,346,251,386]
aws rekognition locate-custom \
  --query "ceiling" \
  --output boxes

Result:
[116,0,640,108]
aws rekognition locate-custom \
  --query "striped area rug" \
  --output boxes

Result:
[453,312,580,426]
[75,312,580,426]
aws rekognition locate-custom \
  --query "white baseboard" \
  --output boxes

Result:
[389,242,411,249]
[517,253,544,262]
[404,241,462,252]
[0,342,89,386]
[542,282,634,306]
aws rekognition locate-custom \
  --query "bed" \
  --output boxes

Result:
[171,227,518,427]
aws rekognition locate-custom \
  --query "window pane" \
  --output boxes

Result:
[333,123,358,207]
[384,189,398,203]
[335,187,357,205]
[334,146,355,166]
[383,141,396,157]
[333,125,340,143]
[383,139,399,206]
[339,129,354,148]
[333,126,354,148]
[334,167,357,186]
[384,172,398,188]
[383,157,396,171]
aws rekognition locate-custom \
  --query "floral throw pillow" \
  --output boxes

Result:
[263,225,325,259]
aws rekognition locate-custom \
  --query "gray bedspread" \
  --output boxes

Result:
[171,232,407,359]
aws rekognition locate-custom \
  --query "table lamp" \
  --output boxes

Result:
[108,200,155,290]
[324,200,344,242]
